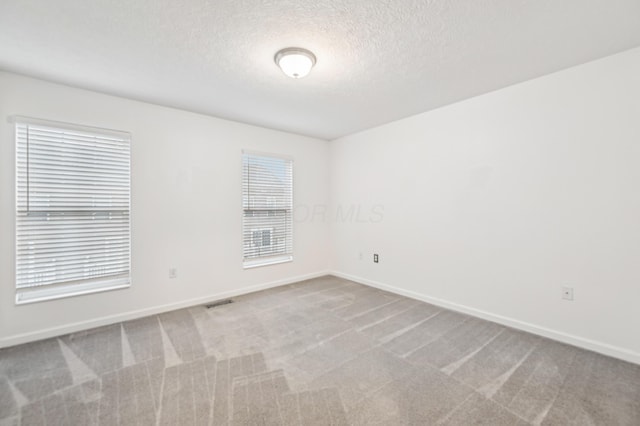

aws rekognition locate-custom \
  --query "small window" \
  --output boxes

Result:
[14,117,131,304]
[242,152,293,268]
[252,228,273,248]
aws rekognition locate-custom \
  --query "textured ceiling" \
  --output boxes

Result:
[1,0,639,140]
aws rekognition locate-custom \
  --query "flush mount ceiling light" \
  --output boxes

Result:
[274,47,316,79]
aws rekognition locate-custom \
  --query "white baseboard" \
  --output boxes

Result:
[0,270,330,349]
[330,270,640,365]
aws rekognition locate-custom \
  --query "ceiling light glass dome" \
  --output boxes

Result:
[274,48,316,79]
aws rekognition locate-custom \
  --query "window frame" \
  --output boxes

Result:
[13,116,132,304]
[241,150,293,269]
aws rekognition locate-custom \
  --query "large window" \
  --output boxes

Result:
[15,117,131,304]
[242,152,293,268]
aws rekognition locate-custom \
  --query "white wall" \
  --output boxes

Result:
[0,72,330,347]
[3,48,640,363]
[329,47,640,363]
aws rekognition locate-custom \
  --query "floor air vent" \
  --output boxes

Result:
[205,299,234,309]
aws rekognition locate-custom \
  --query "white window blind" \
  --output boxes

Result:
[242,152,293,268]
[15,117,131,304]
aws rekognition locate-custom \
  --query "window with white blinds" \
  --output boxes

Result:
[242,152,293,268]
[15,117,131,304]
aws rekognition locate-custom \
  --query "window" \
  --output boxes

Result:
[15,117,131,304]
[242,152,293,268]
[252,228,273,248]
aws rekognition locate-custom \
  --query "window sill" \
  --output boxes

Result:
[243,255,293,269]
[15,277,130,305]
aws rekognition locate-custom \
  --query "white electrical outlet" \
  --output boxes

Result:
[169,268,177,279]
[358,252,363,261]
[562,286,574,301]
